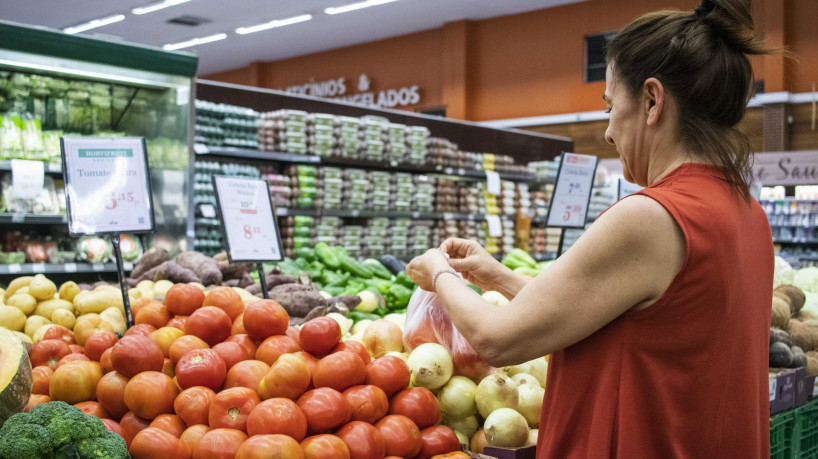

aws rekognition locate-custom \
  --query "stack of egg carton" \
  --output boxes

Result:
[435,178,459,214]
[289,165,319,209]
[222,106,259,149]
[516,183,534,216]
[528,160,560,181]
[370,171,391,212]
[322,167,343,210]
[386,123,407,163]
[362,218,389,258]
[427,138,458,168]
[389,219,411,257]
[392,173,414,213]
[406,126,430,165]
[194,100,225,146]
[408,221,434,256]
[531,190,550,220]
[499,181,517,217]
[500,219,516,254]
[336,116,360,158]
[362,116,387,161]
[307,113,336,157]
[343,169,370,211]
[262,168,292,210]
[292,216,314,257]
[257,109,308,154]
[316,217,341,249]
[414,176,435,213]
[458,183,481,215]
[341,225,363,258]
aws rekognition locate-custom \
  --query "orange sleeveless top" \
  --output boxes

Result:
[537,163,773,458]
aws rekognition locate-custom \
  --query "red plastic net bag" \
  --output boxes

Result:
[402,288,493,380]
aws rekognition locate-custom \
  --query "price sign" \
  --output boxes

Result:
[486,215,502,237]
[546,152,598,228]
[212,175,283,263]
[617,178,643,200]
[61,137,154,235]
[485,171,501,196]
[11,159,44,200]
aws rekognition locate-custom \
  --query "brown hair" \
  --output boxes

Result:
[605,0,770,199]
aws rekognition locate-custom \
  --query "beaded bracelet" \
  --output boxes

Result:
[432,269,459,292]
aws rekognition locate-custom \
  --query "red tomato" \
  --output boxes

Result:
[286,326,300,343]
[297,388,351,435]
[202,287,245,321]
[246,398,308,440]
[29,339,71,370]
[169,334,210,364]
[150,327,185,358]
[180,424,210,453]
[388,387,441,429]
[49,360,102,404]
[24,394,50,412]
[101,418,129,447]
[299,317,341,356]
[42,325,75,345]
[236,434,304,459]
[174,386,216,427]
[164,283,205,316]
[57,353,90,367]
[130,427,191,459]
[192,428,247,459]
[231,312,246,336]
[130,298,159,318]
[124,323,156,337]
[96,371,130,421]
[212,342,247,370]
[186,306,232,347]
[176,348,227,391]
[365,355,410,398]
[416,425,462,459]
[166,315,188,331]
[313,352,366,392]
[123,371,179,420]
[209,387,261,432]
[255,335,301,367]
[110,335,164,378]
[224,360,270,391]
[335,421,387,459]
[30,365,53,395]
[293,351,319,380]
[149,413,187,438]
[120,411,151,444]
[135,301,172,329]
[84,332,119,362]
[162,357,175,379]
[74,400,110,419]
[375,414,423,458]
[258,353,311,400]
[69,344,85,355]
[343,385,388,424]
[243,299,289,341]
[226,334,257,360]
[301,434,350,459]
[331,340,371,365]
[99,348,114,374]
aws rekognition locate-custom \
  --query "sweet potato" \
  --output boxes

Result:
[289,306,328,326]
[130,247,169,278]
[175,251,223,286]
[268,283,327,317]
[133,260,201,284]
[246,274,297,295]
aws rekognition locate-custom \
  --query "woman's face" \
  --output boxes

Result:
[603,65,648,186]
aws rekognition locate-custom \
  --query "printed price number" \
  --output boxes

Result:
[562,204,582,222]
[243,225,262,240]
[106,192,135,210]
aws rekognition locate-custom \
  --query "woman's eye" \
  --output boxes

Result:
[604,107,612,114]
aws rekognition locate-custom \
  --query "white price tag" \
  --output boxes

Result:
[617,178,643,200]
[7,264,22,274]
[411,212,420,219]
[64,263,78,273]
[276,207,288,216]
[444,167,454,175]
[11,159,44,200]
[390,161,398,167]
[193,143,209,154]
[92,263,105,272]
[547,153,598,228]
[30,263,45,273]
[11,214,24,223]
[62,137,154,234]
[201,204,217,218]
[485,171,501,196]
[214,176,283,262]
[486,215,502,237]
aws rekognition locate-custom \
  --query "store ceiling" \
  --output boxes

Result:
[1,0,586,75]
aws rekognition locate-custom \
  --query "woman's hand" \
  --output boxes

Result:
[406,249,453,292]
[440,238,506,292]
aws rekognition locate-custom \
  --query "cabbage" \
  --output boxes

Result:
[774,256,796,288]
[794,267,818,294]
[802,292,818,317]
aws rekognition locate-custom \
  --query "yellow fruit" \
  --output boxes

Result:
[4,276,33,302]
[33,299,74,320]
[24,315,50,338]
[0,306,27,332]
[128,288,142,300]
[100,307,126,335]
[7,293,37,316]
[51,309,76,330]
[58,281,81,302]
[29,275,57,301]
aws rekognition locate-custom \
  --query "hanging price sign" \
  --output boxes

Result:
[546,152,598,229]
[617,178,643,200]
[212,175,283,263]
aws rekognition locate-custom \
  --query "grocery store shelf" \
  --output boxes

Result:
[0,214,67,224]
[275,207,527,221]
[0,160,62,174]
[770,224,818,228]
[774,239,818,245]
[196,145,320,164]
[0,262,132,275]
[762,198,818,203]
[155,215,187,226]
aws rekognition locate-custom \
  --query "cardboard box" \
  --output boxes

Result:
[477,446,537,459]
[770,369,797,415]
[794,367,815,407]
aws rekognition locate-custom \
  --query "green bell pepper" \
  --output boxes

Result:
[385,283,413,310]
[394,271,415,289]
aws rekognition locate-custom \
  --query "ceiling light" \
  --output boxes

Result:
[235,14,312,35]
[163,33,227,50]
[325,0,399,15]
[63,14,125,34]
[132,0,193,15]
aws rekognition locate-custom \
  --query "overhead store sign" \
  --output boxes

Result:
[752,150,818,185]
[283,74,421,108]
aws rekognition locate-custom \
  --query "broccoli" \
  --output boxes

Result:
[0,401,127,459]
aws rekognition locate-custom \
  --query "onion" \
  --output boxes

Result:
[407,342,453,390]
[443,414,478,438]
[525,428,539,446]
[484,408,529,447]
[383,313,406,329]
[470,429,488,454]
[438,375,477,418]
[385,351,409,362]
[507,358,548,388]
[455,430,470,449]
[510,372,540,388]
[362,319,404,358]
[475,372,518,418]
[517,383,544,427]
[351,319,372,335]
[326,312,353,335]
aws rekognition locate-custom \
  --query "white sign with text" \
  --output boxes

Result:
[547,153,598,228]
[11,159,44,200]
[752,150,818,186]
[213,176,283,262]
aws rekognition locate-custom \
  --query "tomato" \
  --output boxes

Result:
[331,340,370,365]
[209,387,261,432]
[58,353,91,367]
[246,398,308,440]
[224,360,270,391]
[162,357,175,378]
[96,371,130,420]
[176,348,227,391]
[124,323,156,337]
[124,371,179,420]
[24,394,50,412]
[299,317,341,356]
[84,331,119,362]
[166,315,188,331]
[258,353,311,400]
[110,335,164,378]
[174,386,216,426]
[69,344,85,355]
[30,365,53,395]
[255,335,301,366]
[343,385,388,424]
[134,301,172,329]
[99,348,115,373]
[150,327,185,358]
[203,287,245,320]
[42,325,75,345]
[120,411,151,444]
[73,314,114,346]
[335,421,387,459]
[313,352,366,392]
[50,360,102,404]
[293,351,319,379]
[243,300,289,341]
[149,413,187,437]
[186,306,232,347]
[212,341,247,370]
[74,400,110,419]
[180,424,210,453]
[101,418,129,447]
[226,334,257,360]
[169,334,210,364]
[236,434,304,459]
[297,388,351,435]
[231,312,247,336]
[301,434,350,459]
[365,355,410,398]
[130,427,192,459]
[389,387,441,429]
[415,425,462,459]
[286,326,300,343]
[131,298,160,318]
[192,428,247,459]
[375,414,423,458]
[29,339,71,370]
[164,283,205,316]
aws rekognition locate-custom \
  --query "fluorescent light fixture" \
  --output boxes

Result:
[132,0,192,15]
[163,33,227,50]
[63,14,125,34]
[325,0,398,15]
[236,14,312,35]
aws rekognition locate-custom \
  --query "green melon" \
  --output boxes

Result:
[0,327,32,426]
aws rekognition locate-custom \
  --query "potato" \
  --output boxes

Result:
[128,288,142,300]
[232,287,257,302]
[33,299,74,320]
[29,274,57,301]
[58,281,81,302]
[100,307,126,334]
[189,282,206,291]
[51,309,77,330]
[153,280,173,297]
[72,290,92,309]
[75,289,124,316]
[32,324,58,344]
[0,288,5,304]
[25,315,51,338]
[136,279,155,291]
[7,293,37,316]
[4,276,33,302]
[0,305,27,331]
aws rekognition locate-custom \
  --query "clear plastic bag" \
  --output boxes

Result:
[403,287,493,381]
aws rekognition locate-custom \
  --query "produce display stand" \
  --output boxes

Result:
[771,397,818,459]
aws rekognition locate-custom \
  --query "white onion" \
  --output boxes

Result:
[326,312,353,335]
[351,319,372,335]
[525,428,539,446]
[455,430,470,449]
[507,357,548,388]
[484,408,529,447]
[470,429,488,454]
[516,383,544,427]
[510,372,541,388]
[383,313,406,329]
[443,414,479,438]
[438,375,477,419]
[475,372,518,418]
[362,319,404,358]
[407,342,453,390]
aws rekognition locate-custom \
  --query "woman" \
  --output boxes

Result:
[406,0,774,456]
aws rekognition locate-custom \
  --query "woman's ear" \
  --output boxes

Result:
[642,77,665,126]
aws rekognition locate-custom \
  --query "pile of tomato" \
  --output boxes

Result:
[26,284,465,458]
